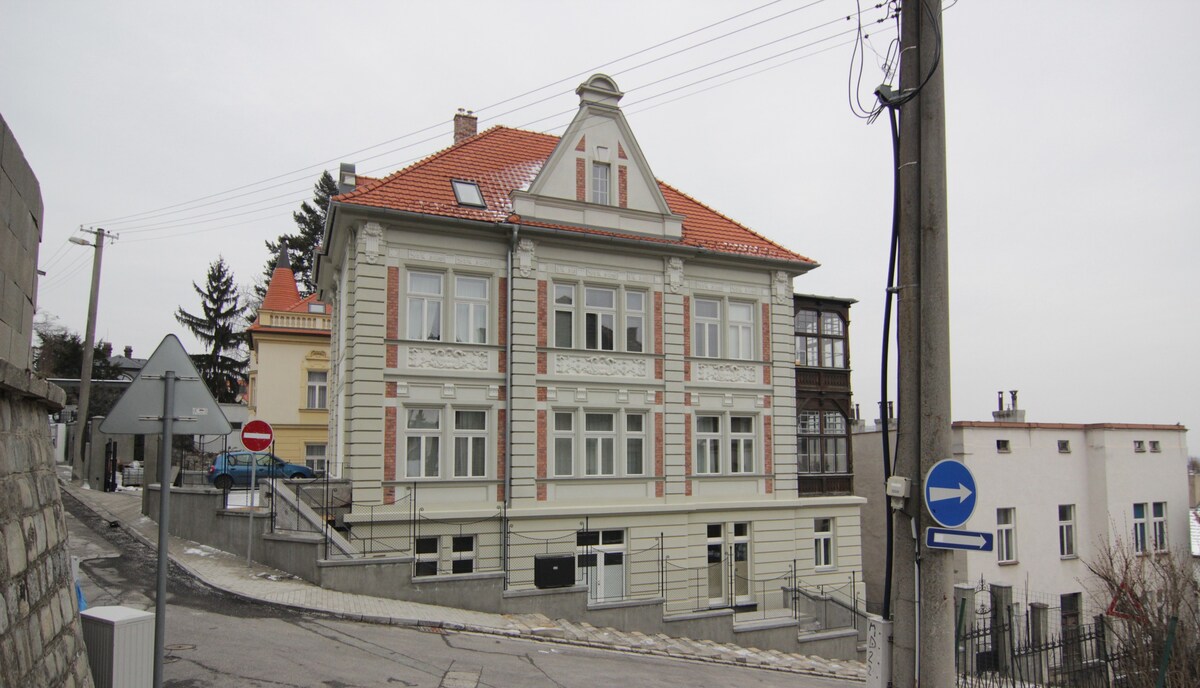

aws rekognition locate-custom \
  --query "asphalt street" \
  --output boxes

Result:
[64,492,858,687]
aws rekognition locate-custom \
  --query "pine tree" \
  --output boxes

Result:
[258,170,338,300]
[175,257,248,403]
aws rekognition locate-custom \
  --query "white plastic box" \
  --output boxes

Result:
[81,606,154,688]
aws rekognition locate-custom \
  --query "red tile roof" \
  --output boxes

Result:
[334,127,814,265]
[251,269,331,334]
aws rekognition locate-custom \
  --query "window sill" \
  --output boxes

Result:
[1059,554,1078,561]
[997,560,1019,567]
[691,473,770,479]
[815,566,837,573]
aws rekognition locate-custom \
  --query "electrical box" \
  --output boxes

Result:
[533,554,575,589]
[886,476,910,498]
[81,606,154,688]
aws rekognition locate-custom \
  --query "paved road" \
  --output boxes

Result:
[64,493,858,688]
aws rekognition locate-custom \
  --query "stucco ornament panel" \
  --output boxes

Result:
[516,238,536,277]
[696,362,757,383]
[665,256,684,293]
[408,347,488,371]
[773,271,792,305]
[361,222,384,264]
[556,354,646,377]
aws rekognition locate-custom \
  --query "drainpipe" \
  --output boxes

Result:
[505,226,517,509]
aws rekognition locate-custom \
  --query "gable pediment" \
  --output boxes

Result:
[512,74,683,240]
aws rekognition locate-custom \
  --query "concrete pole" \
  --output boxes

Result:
[892,1,952,686]
[74,228,111,488]
[153,370,176,688]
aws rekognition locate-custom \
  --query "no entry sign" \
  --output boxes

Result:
[241,419,274,452]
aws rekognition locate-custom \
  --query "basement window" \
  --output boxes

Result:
[996,439,1011,453]
[451,179,486,208]
[1058,440,1071,453]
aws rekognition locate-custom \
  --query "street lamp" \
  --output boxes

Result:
[70,228,115,489]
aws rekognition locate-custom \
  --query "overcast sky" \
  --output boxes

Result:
[2,1,1196,443]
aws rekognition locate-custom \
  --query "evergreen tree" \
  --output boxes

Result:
[258,170,338,299]
[175,257,247,403]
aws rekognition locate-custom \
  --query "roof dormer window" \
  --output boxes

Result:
[451,179,485,208]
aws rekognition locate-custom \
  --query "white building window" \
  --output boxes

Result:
[729,416,755,473]
[591,162,610,205]
[1058,440,1071,453]
[1058,504,1076,558]
[1149,440,1161,453]
[706,524,724,605]
[1133,440,1146,453]
[554,284,575,348]
[453,411,487,478]
[1152,502,1167,552]
[577,529,625,602]
[405,409,441,478]
[304,443,327,474]
[554,283,647,353]
[584,287,616,351]
[1133,502,1148,553]
[694,299,721,358]
[306,370,327,409]
[814,518,834,569]
[451,535,475,574]
[625,291,645,353]
[414,536,439,576]
[554,409,647,477]
[727,302,754,360]
[407,271,443,341]
[695,415,721,474]
[454,276,489,344]
[997,508,1017,563]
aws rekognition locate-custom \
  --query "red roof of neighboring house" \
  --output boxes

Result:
[334,127,814,265]
[250,266,331,334]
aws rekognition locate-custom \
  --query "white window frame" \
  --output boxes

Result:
[450,535,476,574]
[695,415,722,474]
[306,370,328,409]
[732,522,751,602]
[405,408,442,478]
[997,508,1017,563]
[706,524,725,606]
[1133,502,1148,553]
[453,275,489,344]
[414,536,439,577]
[727,301,754,360]
[553,409,648,478]
[1149,440,1161,453]
[453,410,488,478]
[729,416,755,474]
[304,443,327,474]
[407,271,443,341]
[696,414,759,476]
[584,287,616,352]
[1151,502,1167,552]
[814,518,835,570]
[693,298,721,358]
[553,284,575,348]
[591,162,610,205]
[1058,504,1076,558]
[625,291,645,353]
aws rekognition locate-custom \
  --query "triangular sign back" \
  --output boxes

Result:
[100,334,232,435]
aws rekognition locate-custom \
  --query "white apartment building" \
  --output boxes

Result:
[855,403,1189,623]
[313,75,866,620]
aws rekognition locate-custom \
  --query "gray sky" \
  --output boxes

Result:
[3,1,1196,442]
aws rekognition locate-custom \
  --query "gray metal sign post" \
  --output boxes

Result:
[100,335,230,688]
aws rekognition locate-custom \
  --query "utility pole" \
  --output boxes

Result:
[70,227,116,489]
[891,1,951,686]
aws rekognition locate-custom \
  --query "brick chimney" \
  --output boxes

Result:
[123,345,133,358]
[454,108,477,144]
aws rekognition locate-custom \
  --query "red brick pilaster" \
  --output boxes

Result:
[684,413,693,479]
[385,382,397,398]
[386,267,399,339]
[576,136,586,152]
[655,391,663,405]
[498,277,508,374]
[654,359,663,380]
[537,386,547,401]
[575,158,586,201]
[761,302,770,361]
[537,352,547,375]
[384,407,397,503]
[386,343,397,369]
[683,296,691,357]
[536,280,548,348]
[618,165,628,208]
[496,409,506,502]
[763,395,772,408]
[617,142,627,159]
[764,415,774,494]
[685,361,691,382]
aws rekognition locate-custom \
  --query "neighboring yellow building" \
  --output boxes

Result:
[247,248,331,472]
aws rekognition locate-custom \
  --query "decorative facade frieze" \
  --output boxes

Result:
[408,347,488,371]
[406,249,506,270]
[695,362,757,383]
[555,353,647,378]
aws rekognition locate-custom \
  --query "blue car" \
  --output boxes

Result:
[207,451,316,490]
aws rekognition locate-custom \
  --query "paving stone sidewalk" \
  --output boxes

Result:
[63,480,866,683]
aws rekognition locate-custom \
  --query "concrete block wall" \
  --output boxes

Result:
[0,113,94,687]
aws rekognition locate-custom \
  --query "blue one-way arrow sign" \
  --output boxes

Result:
[924,459,978,528]
[926,527,993,551]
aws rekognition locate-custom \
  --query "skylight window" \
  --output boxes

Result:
[451,180,485,208]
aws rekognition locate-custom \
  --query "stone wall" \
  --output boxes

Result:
[1,112,94,687]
